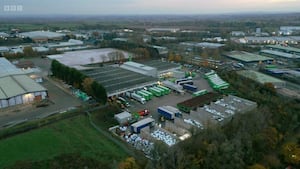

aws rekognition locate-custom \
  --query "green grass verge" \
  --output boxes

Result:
[0,115,128,168]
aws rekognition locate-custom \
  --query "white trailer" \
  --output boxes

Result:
[162,81,184,94]
[131,93,146,104]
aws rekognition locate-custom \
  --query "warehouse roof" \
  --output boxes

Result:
[260,49,300,59]
[47,48,131,68]
[19,31,64,39]
[0,74,47,99]
[266,45,300,54]
[122,61,155,71]
[224,51,273,63]
[238,70,285,84]
[180,42,225,48]
[0,58,23,77]
[137,60,180,71]
[81,66,157,95]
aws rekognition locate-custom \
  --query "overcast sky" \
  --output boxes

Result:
[1,0,300,15]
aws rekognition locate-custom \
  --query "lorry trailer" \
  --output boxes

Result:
[131,93,146,104]
[183,84,198,92]
[131,117,155,133]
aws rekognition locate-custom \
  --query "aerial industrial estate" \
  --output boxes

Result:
[0,12,299,169]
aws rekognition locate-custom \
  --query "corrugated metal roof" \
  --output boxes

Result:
[13,75,46,93]
[0,74,47,100]
[0,58,23,77]
[19,31,64,39]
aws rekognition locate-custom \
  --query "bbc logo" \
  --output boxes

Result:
[3,5,23,12]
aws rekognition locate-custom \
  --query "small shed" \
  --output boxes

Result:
[114,111,132,125]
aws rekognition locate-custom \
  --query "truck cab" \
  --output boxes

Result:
[138,109,150,116]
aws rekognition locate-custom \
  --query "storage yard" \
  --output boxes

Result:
[108,67,257,154]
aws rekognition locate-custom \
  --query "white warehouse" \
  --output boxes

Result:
[0,58,48,109]
[121,61,158,77]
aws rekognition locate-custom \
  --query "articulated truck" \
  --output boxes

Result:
[129,93,146,104]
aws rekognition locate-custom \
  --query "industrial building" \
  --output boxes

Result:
[192,95,257,122]
[180,42,225,49]
[114,111,132,125]
[231,31,246,37]
[81,66,157,97]
[224,51,273,63]
[137,60,181,78]
[0,47,9,55]
[0,58,47,109]
[46,39,84,51]
[237,36,300,45]
[47,48,131,70]
[177,92,221,113]
[146,28,180,33]
[260,49,300,61]
[279,26,300,35]
[121,61,158,77]
[238,70,286,88]
[18,31,65,43]
[150,45,169,55]
[0,32,9,39]
[265,45,300,55]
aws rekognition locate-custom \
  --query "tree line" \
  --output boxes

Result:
[51,60,107,104]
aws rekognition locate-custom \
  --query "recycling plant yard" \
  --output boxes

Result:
[107,62,258,155]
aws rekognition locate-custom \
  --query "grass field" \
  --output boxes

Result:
[0,115,128,168]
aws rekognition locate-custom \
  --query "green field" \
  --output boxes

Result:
[0,115,128,168]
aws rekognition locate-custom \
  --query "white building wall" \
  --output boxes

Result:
[15,95,23,105]
[1,100,8,108]
[22,93,35,104]
[8,97,16,106]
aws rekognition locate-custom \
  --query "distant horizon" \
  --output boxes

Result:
[1,0,300,16]
[1,11,300,18]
